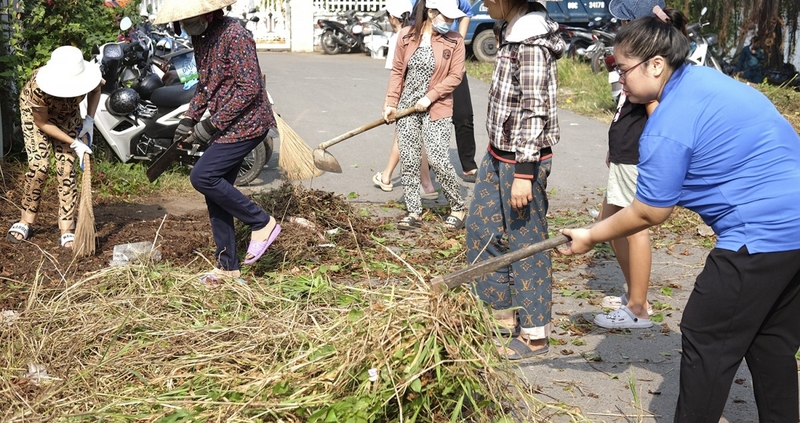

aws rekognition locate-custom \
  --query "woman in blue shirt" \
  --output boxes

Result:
[560,8,800,422]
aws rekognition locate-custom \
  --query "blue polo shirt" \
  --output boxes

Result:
[636,64,800,253]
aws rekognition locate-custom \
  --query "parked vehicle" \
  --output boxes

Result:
[465,0,613,62]
[585,16,620,73]
[317,10,372,55]
[83,33,272,185]
[560,24,595,61]
[686,7,722,72]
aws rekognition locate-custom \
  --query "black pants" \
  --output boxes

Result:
[189,134,271,271]
[675,246,800,422]
[452,72,477,173]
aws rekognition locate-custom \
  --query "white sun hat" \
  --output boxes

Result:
[153,0,237,24]
[426,0,466,19]
[386,0,412,18]
[35,46,102,98]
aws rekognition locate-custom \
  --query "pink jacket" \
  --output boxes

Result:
[384,26,465,121]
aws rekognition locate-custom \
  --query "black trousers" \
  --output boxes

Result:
[189,134,271,271]
[675,246,800,423]
[452,72,477,173]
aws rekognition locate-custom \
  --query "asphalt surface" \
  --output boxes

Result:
[248,51,784,422]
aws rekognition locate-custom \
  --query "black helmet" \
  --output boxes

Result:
[132,73,164,100]
[106,88,140,116]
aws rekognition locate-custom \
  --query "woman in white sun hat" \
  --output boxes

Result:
[383,0,467,231]
[6,46,103,249]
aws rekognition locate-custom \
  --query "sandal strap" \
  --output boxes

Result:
[60,233,75,247]
[8,222,30,239]
[398,215,420,227]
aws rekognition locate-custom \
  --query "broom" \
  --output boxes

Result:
[261,73,320,181]
[73,152,95,257]
[276,114,323,181]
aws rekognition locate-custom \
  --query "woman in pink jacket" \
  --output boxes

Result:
[383,0,466,231]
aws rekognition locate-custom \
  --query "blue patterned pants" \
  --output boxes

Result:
[466,152,552,329]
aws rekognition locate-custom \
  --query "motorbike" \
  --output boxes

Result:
[585,16,620,73]
[560,24,595,61]
[317,10,383,55]
[686,7,723,72]
[83,34,273,186]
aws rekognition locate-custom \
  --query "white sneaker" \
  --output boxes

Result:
[600,293,653,316]
[594,306,653,329]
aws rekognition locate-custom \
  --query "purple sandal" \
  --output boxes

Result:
[243,224,282,265]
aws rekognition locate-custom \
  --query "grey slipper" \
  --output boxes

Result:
[505,339,550,360]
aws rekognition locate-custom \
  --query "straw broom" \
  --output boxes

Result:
[261,73,320,181]
[73,152,95,257]
[276,114,323,181]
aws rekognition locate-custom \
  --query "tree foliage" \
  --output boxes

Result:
[667,0,798,66]
[0,0,140,152]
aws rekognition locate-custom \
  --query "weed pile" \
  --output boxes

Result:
[0,266,548,421]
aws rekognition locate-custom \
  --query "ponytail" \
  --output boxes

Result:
[614,7,691,69]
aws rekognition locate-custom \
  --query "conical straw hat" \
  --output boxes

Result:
[153,0,237,24]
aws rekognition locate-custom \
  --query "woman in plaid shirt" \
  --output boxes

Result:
[465,0,564,360]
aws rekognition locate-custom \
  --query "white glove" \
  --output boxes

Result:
[70,139,93,169]
[415,96,432,110]
[78,115,94,146]
[383,105,397,123]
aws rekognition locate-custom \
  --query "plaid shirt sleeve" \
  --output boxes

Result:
[515,43,550,164]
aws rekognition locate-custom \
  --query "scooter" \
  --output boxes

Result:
[83,37,272,186]
[585,16,620,73]
[686,7,723,72]
[560,24,595,61]
[317,10,367,55]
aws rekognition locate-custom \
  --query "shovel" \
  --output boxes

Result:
[313,105,423,173]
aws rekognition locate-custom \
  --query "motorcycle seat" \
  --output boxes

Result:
[150,84,197,108]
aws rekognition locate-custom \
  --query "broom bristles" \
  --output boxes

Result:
[74,153,95,258]
[276,115,323,181]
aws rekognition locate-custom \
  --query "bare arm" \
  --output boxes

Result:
[457,17,470,38]
[32,107,75,147]
[560,200,673,254]
[84,80,104,118]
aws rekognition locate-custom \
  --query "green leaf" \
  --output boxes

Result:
[660,286,673,296]
[409,377,422,393]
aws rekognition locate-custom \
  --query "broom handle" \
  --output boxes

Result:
[316,107,420,151]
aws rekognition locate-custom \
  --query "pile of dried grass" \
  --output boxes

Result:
[0,266,551,421]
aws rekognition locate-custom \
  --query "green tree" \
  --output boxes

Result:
[0,0,141,154]
[667,0,798,67]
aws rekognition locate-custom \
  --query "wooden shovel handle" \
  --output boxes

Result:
[316,106,420,151]
[430,223,595,291]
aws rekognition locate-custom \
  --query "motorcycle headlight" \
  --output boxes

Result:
[352,24,363,34]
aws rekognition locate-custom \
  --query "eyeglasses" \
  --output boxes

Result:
[614,58,649,79]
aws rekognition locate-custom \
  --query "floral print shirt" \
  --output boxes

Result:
[186,17,275,143]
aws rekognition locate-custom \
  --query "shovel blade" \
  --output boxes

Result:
[313,148,342,173]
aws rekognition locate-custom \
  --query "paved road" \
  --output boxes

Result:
[248,51,774,422]
[251,51,608,213]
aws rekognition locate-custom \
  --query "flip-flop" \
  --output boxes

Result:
[504,339,550,360]
[243,224,282,265]
[443,214,465,230]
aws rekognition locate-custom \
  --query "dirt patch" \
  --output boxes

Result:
[0,165,466,309]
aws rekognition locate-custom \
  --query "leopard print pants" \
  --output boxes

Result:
[19,107,80,231]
